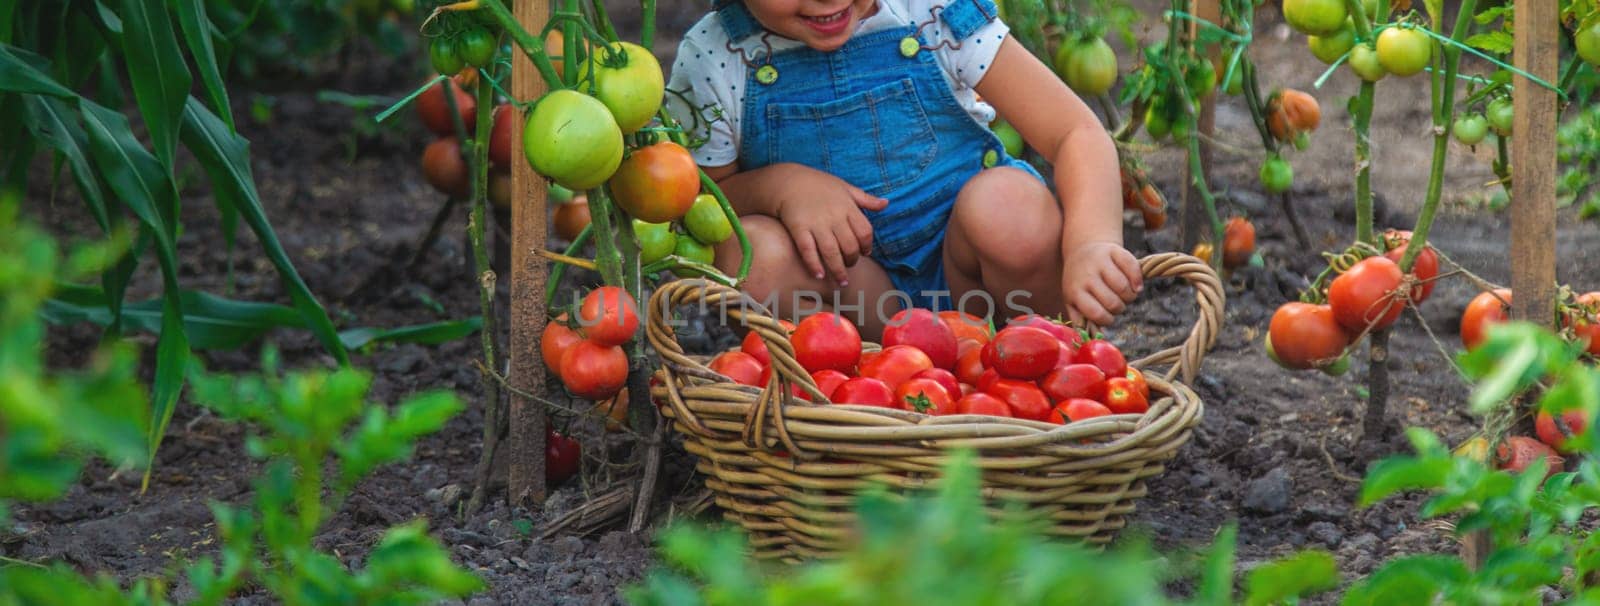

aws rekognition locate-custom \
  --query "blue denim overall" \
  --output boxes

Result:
[716,0,1044,310]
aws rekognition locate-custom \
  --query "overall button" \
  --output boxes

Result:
[756,65,779,84]
[899,37,920,57]
[982,149,998,168]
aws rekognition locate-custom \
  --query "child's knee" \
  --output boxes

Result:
[952,168,1060,267]
[717,216,791,297]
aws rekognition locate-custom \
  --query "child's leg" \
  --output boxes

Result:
[714,215,902,340]
[941,167,1068,319]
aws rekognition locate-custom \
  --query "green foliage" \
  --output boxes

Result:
[2,1,350,482]
[207,0,415,79]
[1350,321,1600,604]
[624,451,1339,606]
[180,358,481,605]
[1558,102,1600,220]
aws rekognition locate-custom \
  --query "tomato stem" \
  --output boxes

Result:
[467,67,505,516]
[1398,0,1478,273]
[641,0,657,52]
[1352,82,1376,246]
[546,224,594,306]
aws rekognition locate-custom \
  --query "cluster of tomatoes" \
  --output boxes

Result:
[537,286,645,483]
[1456,291,1600,477]
[414,73,520,208]
[705,310,1151,424]
[1259,89,1321,195]
[521,38,734,272]
[1285,0,1432,82]
[1267,230,1438,373]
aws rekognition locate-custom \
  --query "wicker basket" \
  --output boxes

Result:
[646,253,1224,562]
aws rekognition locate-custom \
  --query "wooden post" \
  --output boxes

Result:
[508,0,552,508]
[1509,0,1557,327]
[1180,0,1221,250]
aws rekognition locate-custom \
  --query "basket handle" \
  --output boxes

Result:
[1123,252,1225,384]
[644,252,1224,453]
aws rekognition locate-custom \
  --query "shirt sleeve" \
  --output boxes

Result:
[664,31,741,168]
[926,0,1011,90]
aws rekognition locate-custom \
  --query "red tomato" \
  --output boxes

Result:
[1103,377,1149,414]
[710,351,765,387]
[986,379,1053,422]
[954,347,986,386]
[1496,435,1563,478]
[488,104,514,170]
[957,392,1011,417]
[831,377,896,408]
[940,310,993,345]
[990,326,1060,380]
[546,430,581,485]
[1039,364,1107,402]
[541,318,583,380]
[1536,409,1589,453]
[1269,302,1352,370]
[578,286,639,347]
[421,137,470,198]
[1008,314,1074,342]
[1566,292,1600,356]
[793,313,863,373]
[912,368,961,403]
[740,320,796,366]
[977,368,1001,392]
[883,308,960,370]
[810,369,851,403]
[1382,230,1440,303]
[1125,367,1151,399]
[959,383,976,396]
[609,141,699,223]
[416,76,476,137]
[1073,339,1128,378]
[859,345,935,390]
[1056,398,1113,423]
[560,340,628,400]
[896,378,954,414]
[1222,217,1256,269]
[1328,256,1406,334]
[1461,289,1512,350]
[957,338,982,358]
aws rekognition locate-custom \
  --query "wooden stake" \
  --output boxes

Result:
[1508,0,1557,329]
[509,0,552,509]
[1180,0,1221,250]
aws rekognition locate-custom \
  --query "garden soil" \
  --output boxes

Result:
[14,0,1600,603]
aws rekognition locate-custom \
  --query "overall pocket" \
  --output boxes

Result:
[763,78,939,198]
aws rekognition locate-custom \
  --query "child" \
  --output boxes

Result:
[665,0,1142,339]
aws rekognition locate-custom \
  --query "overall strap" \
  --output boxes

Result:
[713,0,764,43]
[935,0,999,40]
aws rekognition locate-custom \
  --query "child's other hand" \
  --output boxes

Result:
[1062,242,1143,327]
[776,167,888,286]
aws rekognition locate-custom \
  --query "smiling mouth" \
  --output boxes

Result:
[804,7,850,25]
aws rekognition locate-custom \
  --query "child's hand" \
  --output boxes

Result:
[775,168,888,286]
[1062,242,1143,327]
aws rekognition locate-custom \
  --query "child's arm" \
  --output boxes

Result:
[706,163,888,286]
[975,36,1143,326]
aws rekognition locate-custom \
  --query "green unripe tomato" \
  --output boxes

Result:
[1375,27,1432,77]
[1053,37,1119,96]
[1579,19,1600,66]
[1259,155,1294,194]
[671,236,716,277]
[1319,352,1351,376]
[1347,44,1387,82]
[683,194,734,245]
[1144,103,1171,140]
[1283,0,1348,36]
[633,220,677,265]
[1453,113,1488,145]
[458,28,497,68]
[430,36,465,76]
[1307,25,1356,64]
[1185,59,1217,98]
[991,119,1024,157]
[1487,97,1514,136]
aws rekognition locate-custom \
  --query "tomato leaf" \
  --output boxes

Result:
[1464,31,1514,55]
[179,98,350,365]
[1243,550,1339,606]
[119,0,192,169]
[1339,555,1464,606]
[1359,455,1452,507]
